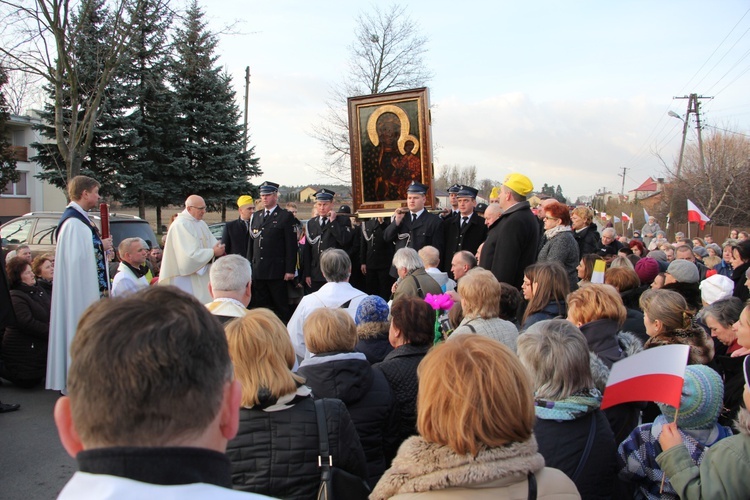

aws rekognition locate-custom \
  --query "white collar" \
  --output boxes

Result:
[68,201,92,222]
[411,208,425,218]
[211,297,246,308]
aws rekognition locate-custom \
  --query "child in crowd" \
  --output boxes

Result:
[656,356,750,498]
[617,365,733,499]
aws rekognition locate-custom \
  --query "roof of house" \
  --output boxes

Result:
[631,177,659,193]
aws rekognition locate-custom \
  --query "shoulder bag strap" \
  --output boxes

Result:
[411,275,424,298]
[314,400,332,481]
[571,411,597,482]
[527,471,537,500]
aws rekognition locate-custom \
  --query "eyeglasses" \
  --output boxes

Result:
[189,206,207,211]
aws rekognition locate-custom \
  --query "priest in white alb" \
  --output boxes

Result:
[47,176,113,392]
[158,195,225,304]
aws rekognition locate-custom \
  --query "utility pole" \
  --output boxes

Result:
[618,167,628,198]
[669,93,712,233]
[243,66,250,150]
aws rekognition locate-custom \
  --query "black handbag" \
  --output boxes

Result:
[314,399,371,500]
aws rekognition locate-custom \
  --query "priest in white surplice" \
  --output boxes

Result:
[47,176,113,392]
[159,195,225,304]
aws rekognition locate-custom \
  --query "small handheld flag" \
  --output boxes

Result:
[601,344,690,410]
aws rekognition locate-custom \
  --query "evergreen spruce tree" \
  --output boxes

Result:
[116,0,178,225]
[169,0,260,212]
[0,66,20,189]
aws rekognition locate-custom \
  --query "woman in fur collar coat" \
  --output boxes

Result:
[370,335,580,499]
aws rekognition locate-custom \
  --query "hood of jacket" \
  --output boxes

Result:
[357,321,389,340]
[645,323,715,365]
[590,331,643,392]
[579,319,626,369]
[297,352,373,405]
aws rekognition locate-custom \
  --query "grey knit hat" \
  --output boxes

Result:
[666,259,699,284]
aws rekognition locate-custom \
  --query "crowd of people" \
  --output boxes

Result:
[3,172,750,499]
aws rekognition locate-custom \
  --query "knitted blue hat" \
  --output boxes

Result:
[658,364,724,430]
[355,295,389,325]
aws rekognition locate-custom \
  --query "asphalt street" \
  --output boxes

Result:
[0,383,76,499]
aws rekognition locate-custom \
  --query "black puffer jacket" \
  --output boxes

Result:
[298,352,399,486]
[3,283,50,386]
[374,343,431,446]
[535,410,618,500]
[355,321,393,364]
[574,223,600,257]
[227,393,367,500]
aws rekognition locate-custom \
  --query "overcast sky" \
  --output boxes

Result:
[201,1,750,200]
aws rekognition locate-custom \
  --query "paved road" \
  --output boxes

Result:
[0,383,76,499]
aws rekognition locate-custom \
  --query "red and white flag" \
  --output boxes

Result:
[600,344,690,410]
[621,212,630,223]
[687,199,710,230]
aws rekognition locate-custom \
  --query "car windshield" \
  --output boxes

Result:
[110,222,159,250]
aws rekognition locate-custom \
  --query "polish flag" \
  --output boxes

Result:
[621,212,630,223]
[600,211,608,221]
[601,344,690,410]
[687,199,710,230]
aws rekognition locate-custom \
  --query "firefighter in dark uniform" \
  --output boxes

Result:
[440,183,461,221]
[247,181,297,322]
[442,185,487,275]
[360,216,395,300]
[303,189,354,292]
[384,181,444,276]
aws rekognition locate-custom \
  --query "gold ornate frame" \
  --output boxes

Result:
[348,87,432,217]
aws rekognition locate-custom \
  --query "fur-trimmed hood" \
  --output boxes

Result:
[736,406,750,436]
[357,321,389,340]
[370,435,544,500]
[590,331,644,392]
[645,324,715,365]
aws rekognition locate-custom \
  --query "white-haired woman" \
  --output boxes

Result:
[391,247,442,301]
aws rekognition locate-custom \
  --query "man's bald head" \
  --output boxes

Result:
[185,195,207,221]
[484,204,502,227]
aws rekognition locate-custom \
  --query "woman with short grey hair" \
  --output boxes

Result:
[320,248,351,283]
[391,248,441,301]
[518,319,618,498]
[699,297,746,426]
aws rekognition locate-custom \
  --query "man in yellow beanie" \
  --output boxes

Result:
[221,195,255,258]
[479,173,540,290]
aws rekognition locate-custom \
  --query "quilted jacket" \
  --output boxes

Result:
[374,343,431,446]
[298,352,399,486]
[226,394,367,500]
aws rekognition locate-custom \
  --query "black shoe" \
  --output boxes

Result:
[0,402,20,413]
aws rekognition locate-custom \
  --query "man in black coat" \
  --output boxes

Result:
[439,183,461,221]
[247,181,297,323]
[303,189,354,292]
[360,217,395,300]
[479,173,540,290]
[220,195,255,258]
[384,181,444,277]
[442,185,487,275]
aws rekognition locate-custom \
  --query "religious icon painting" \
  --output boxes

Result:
[348,87,433,216]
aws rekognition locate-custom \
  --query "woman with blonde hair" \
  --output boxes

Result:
[521,261,569,329]
[639,288,714,365]
[297,308,397,487]
[449,268,518,350]
[571,206,599,257]
[225,308,367,499]
[371,335,579,499]
[567,284,644,442]
[519,319,618,498]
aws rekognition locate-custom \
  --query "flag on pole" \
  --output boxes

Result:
[614,216,621,224]
[590,259,606,284]
[643,208,650,222]
[621,212,630,224]
[687,199,710,230]
[601,344,690,410]
[629,213,634,228]
[600,211,608,221]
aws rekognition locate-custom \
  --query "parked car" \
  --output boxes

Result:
[209,222,225,241]
[1,211,159,260]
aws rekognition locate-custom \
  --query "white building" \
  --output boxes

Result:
[1,111,66,221]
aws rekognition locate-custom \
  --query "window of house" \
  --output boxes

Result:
[2,171,27,196]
